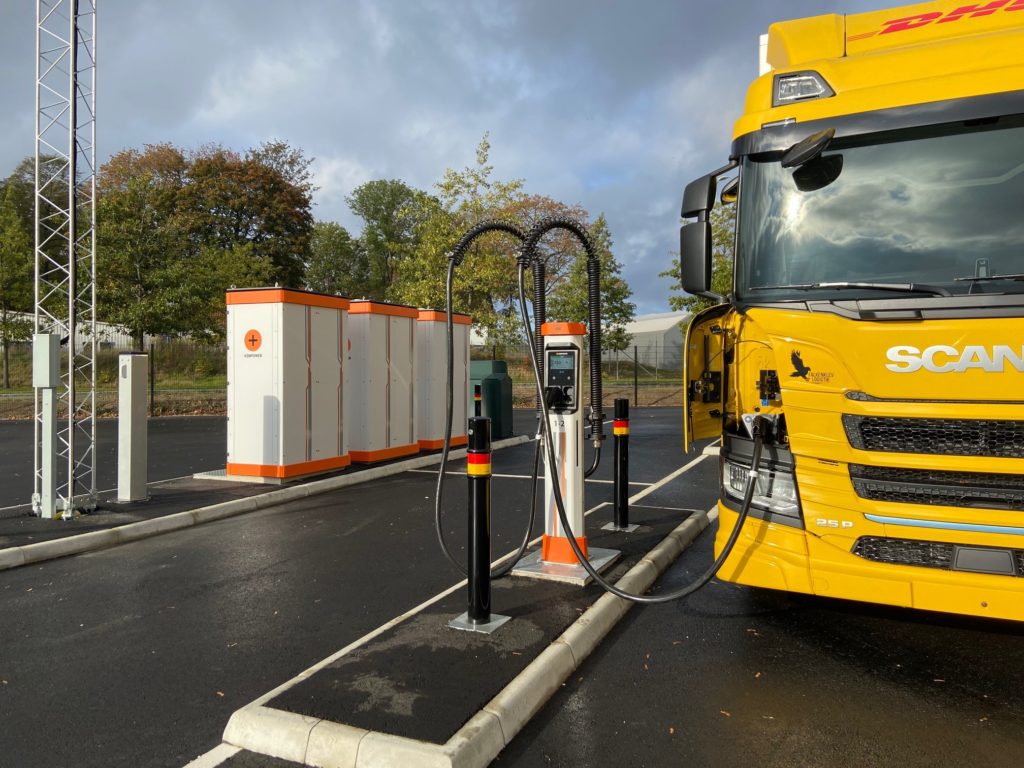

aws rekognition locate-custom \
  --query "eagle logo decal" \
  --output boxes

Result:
[790,350,811,379]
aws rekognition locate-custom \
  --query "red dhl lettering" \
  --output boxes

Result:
[878,0,1023,35]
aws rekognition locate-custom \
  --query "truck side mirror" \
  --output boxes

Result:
[681,174,717,219]
[680,220,717,297]
[679,163,736,301]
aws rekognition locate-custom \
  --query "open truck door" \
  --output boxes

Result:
[683,303,729,453]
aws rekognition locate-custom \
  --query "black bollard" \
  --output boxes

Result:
[466,417,492,622]
[607,398,639,532]
[449,417,510,633]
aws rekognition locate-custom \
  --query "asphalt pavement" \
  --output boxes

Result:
[2,408,1022,768]
[497,518,1024,768]
[0,415,228,514]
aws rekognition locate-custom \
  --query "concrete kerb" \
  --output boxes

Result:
[221,508,714,768]
[0,435,532,574]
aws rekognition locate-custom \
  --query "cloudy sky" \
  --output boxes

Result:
[0,0,886,314]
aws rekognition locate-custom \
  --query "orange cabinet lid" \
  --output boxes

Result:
[226,288,350,310]
[349,300,419,319]
[417,310,472,325]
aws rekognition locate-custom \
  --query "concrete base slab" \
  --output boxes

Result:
[510,547,620,586]
[447,611,512,635]
[193,470,286,485]
[601,522,640,533]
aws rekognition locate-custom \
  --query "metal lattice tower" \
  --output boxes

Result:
[33,0,97,517]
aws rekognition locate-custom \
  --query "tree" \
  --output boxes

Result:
[96,142,313,344]
[661,203,736,322]
[304,221,369,297]
[547,214,636,352]
[0,185,33,387]
[346,179,425,300]
[181,145,313,288]
[97,159,203,348]
[393,135,529,334]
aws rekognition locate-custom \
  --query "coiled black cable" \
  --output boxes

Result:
[515,226,766,603]
[520,218,604,476]
[434,221,540,579]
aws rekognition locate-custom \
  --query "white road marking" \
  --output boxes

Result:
[409,468,651,486]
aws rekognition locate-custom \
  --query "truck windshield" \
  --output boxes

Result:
[736,117,1024,302]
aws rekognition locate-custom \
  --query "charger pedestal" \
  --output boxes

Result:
[513,322,619,586]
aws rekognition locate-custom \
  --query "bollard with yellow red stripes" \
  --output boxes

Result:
[449,416,510,634]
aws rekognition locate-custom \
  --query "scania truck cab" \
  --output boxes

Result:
[680,0,1024,621]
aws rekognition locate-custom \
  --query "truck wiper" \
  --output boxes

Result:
[953,273,1024,282]
[750,281,951,296]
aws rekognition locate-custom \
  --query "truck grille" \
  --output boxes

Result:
[849,464,1024,511]
[842,415,1024,458]
[852,536,1024,577]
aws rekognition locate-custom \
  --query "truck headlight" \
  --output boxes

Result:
[723,458,801,517]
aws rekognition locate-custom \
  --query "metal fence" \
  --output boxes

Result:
[472,341,684,408]
[0,340,228,419]
[1,338,687,419]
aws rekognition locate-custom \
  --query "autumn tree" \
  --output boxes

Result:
[546,214,635,351]
[0,185,33,387]
[181,145,313,288]
[96,142,311,344]
[661,203,736,322]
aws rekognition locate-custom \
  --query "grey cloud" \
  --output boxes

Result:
[1,0,886,313]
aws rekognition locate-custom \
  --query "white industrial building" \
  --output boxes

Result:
[607,311,691,369]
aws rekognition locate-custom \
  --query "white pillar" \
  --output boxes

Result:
[32,333,60,519]
[117,353,148,502]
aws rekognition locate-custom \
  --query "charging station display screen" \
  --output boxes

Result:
[548,352,574,370]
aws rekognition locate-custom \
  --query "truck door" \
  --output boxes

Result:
[683,304,730,453]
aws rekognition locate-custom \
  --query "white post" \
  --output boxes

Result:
[117,353,148,502]
[32,333,60,519]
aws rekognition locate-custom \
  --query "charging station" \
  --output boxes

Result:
[513,322,619,585]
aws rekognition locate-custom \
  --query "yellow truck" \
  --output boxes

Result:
[680,0,1024,621]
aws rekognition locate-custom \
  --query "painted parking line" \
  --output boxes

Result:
[187,451,713,767]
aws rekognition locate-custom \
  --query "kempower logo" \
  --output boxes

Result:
[847,0,1024,41]
[886,345,1024,373]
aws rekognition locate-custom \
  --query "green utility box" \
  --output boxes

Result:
[469,360,514,439]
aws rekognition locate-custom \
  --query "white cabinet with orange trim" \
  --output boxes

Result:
[415,310,471,450]
[225,288,350,480]
[347,301,420,463]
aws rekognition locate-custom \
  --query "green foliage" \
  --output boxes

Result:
[0,185,33,387]
[546,214,636,351]
[304,221,369,297]
[391,134,528,331]
[661,203,736,322]
[346,179,425,300]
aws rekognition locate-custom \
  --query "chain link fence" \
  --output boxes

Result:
[0,340,227,419]
[471,341,684,408]
[1,338,686,419]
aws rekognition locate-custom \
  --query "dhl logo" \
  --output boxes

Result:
[848,0,1024,41]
